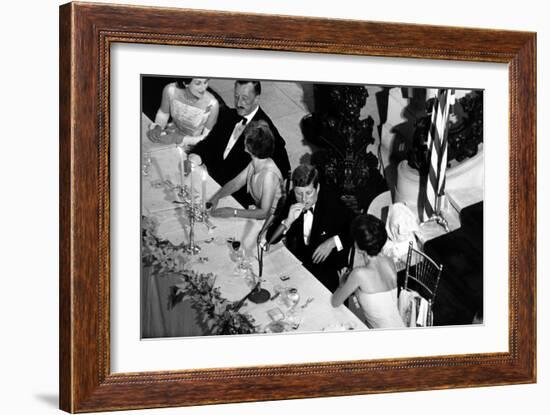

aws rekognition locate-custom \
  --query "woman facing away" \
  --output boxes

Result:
[207,120,283,220]
[331,214,406,329]
[147,78,219,149]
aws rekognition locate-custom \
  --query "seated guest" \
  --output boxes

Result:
[331,214,405,329]
[191,80,291,207]
[263,164,353,292]
[147,78,219,149]
[208,120,283,220]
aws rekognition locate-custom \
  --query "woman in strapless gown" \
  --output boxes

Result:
[147,78,219,149]
[208,120,283,220]
[331,214,405,329]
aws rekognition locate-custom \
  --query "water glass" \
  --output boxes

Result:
[286,307,303,330]
[285,288,300,310]
[244,268,258,289]
[229,240,242,262]
[142,152,152,176]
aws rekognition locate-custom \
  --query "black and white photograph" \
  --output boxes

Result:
[140,76,484,338]
[4,0,545,414]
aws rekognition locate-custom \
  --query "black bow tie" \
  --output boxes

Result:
[236,116,247,125]
[304,207,314,214]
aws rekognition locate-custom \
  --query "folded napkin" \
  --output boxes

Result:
[382,203,419,263]
[398,289,430,327]
[398,289,417,327]
[416,296,429,327]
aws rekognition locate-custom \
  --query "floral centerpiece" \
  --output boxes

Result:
[142,215,257,335]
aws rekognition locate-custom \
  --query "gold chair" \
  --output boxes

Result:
[402,241,443,326]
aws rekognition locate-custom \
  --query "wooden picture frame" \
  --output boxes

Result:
[59,2,536,412]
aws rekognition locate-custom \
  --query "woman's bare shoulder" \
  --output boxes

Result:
[261,166,282,181]
[199,90,217,109]
[349,266,373,282]
[162,82,178,97]
[380,254,397,273]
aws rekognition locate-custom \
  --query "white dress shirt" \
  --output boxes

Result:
[303,208,314,246]
[304,205,344,251]
[222,106,259,159]
[302,204,343,251]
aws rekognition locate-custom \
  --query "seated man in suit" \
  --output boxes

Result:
[263,164,354,293]
[192,80,291,207]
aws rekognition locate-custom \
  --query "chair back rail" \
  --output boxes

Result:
[403,241,443,326]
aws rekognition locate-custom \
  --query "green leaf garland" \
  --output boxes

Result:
[142,215,257,335]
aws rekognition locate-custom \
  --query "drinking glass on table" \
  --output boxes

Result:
[230,240,248,275]
[142,152,152,176]
[244,267,258,289]
[229,240,242,261]
[285,288,302,329]
[285,288,300,311]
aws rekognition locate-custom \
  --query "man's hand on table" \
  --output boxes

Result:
[311,237,336,264]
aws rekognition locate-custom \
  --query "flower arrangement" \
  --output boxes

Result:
[142,215,257,335]
[142,215,188,274]
[169,271,257,335]
[150,179,210,223]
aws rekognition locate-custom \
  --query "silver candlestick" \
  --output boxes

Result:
[183,206,201,255]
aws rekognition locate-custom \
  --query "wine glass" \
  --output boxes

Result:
[285,288,302,329]
[142,152,152,176]
[230,240,242,261]
[243,267,258,289]
[230,240,247,275]
[285,288,300,311]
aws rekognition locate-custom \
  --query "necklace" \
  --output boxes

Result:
[182,86,199,103]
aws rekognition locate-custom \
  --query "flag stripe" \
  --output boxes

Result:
[422,89,455,221]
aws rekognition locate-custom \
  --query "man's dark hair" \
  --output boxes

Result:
[291,164,319,188]
[235,80,262,95]
[244,120,274,159]
[351,214,388,256]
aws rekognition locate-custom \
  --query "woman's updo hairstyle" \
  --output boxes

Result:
[244,120,275,159]
[175,77,193,88]
[351,214,388,256]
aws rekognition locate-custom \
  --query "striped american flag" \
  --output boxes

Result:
[422,89,456,221]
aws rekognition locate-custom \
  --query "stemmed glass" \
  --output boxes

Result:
[142,152,152,176]
[230,240,248,275]
[285,288,302,329]
[230,240,242,260]
[285,288,300,311]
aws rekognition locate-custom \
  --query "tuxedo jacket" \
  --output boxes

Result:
[267,187,354,292]
[194,106,291,206]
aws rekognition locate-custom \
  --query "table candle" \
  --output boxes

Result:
[189,160,194,215]
[177,145,185,189]
[201,168,207,211]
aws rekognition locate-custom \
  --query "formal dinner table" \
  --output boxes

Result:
[140,114,366,337]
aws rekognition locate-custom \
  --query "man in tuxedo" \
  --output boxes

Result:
[192,80,291,207]
[265,165,354,293]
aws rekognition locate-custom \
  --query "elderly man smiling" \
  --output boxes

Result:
[192,80,291,207]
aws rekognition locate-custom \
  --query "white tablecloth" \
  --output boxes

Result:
[141,114,366,336]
